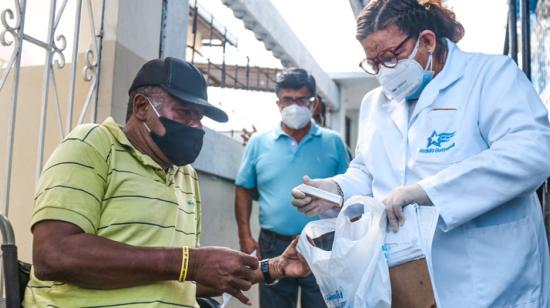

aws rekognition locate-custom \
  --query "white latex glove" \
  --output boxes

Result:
[291,176,341,217]
[382,183,432,233]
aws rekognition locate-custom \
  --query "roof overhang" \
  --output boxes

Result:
[222,0,342,110]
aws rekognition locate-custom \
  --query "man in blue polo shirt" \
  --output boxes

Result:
[235,68,349,308]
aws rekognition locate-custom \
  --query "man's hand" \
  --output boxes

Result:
[382,183,432,233]
[188,247,259,305]
[240,125,257,145]
[239,235,261,259]
[269,239,310,279]
[291,176,341,216]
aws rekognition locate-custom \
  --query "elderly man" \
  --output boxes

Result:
[24,58,307,307]
[235,68,350,308]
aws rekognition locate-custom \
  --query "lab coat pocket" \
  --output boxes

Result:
[414,110,463,165]
[467,216,541,306]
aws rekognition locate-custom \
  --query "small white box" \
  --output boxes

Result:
[296,184,342,205]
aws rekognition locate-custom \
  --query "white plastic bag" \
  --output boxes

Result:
[297,196,391,308]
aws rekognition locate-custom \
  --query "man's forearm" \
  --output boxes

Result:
[34,231,181,289]
[32,220,213,289]
[235,187,254,238]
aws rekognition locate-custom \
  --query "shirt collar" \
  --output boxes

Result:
[273,120,321,140]
[430,39,468,91]
[101,117,165,170]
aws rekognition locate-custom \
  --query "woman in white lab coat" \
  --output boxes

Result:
[291,0,550,306]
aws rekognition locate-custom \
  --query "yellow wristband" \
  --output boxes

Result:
[178,247,189,282]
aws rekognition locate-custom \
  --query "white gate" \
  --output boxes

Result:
[0,0,106,296]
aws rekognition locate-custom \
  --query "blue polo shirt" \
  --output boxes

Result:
[236,122,349,235]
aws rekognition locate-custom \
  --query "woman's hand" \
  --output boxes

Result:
[271,239,310,279]
[291,176,342,216]
[382,183,432,233]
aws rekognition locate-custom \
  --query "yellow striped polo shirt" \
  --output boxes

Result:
[23,117,201,308]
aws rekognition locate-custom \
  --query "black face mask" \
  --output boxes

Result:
[147,101,205,166]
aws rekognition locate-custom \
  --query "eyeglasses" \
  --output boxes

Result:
[147,95,204,121]
[174,105,204,121]
[278,96,315,106]
[359,35,412,75]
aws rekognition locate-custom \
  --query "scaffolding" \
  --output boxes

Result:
[186,0,281,93]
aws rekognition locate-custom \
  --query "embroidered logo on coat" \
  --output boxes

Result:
[419,130,455,153]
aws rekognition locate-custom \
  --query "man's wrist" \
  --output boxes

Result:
[269,257,285,280]
[256,258,282,285]
[237,226,253,239]
[185,248,198,282]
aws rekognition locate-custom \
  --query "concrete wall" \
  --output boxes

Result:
[98,0,164,123]
[198,169,262,307]
[193,129,262,306]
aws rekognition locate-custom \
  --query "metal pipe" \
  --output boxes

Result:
[245,57,250,89]
[544,181,550,248]
[50,70,66,138]
[206,15,214,84]
[191,0,198,63]
[234,63,238,88]
[21,33,48,49]
[1,0,29,298]
[36,0,58,184]
[77,76,97,125]
[509,0,518,63]
[3,0,28,218]
[221,29,227,88]
[503,19,509,55]
[0,215,15,245]
[66,0,83,133]
[92,0,106,123]
[53,0,69,29]
[159,0,167,57]
[520,0,531,79]
[256,66,260,90]
[1,214,20,307]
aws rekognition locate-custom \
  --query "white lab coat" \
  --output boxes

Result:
[333,40,550,307]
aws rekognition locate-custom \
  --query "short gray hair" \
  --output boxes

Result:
[126,86,164,121]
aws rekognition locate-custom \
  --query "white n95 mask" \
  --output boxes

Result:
[281,104,312,129]
[376,38,434,102]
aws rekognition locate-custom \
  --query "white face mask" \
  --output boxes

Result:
[281,104,312,129]
[376,38,433,102]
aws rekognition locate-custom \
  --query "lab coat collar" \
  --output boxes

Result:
[384,100,409,137]
[409,39,467,121]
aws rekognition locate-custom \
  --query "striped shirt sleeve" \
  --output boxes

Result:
[32,132,109,234]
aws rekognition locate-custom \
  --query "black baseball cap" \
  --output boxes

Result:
[129,57,228,122]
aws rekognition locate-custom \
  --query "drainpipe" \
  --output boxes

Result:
[520,0,531,79]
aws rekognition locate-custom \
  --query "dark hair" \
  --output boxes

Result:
[356,0,464,59]
[125,86,162,121]
[275,68,316,97]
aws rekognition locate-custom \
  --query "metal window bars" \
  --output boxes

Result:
[0,0,105,296]
[0,0,105,215]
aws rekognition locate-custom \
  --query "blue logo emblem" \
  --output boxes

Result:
[419,130,455,153]
[325,288,346,307]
